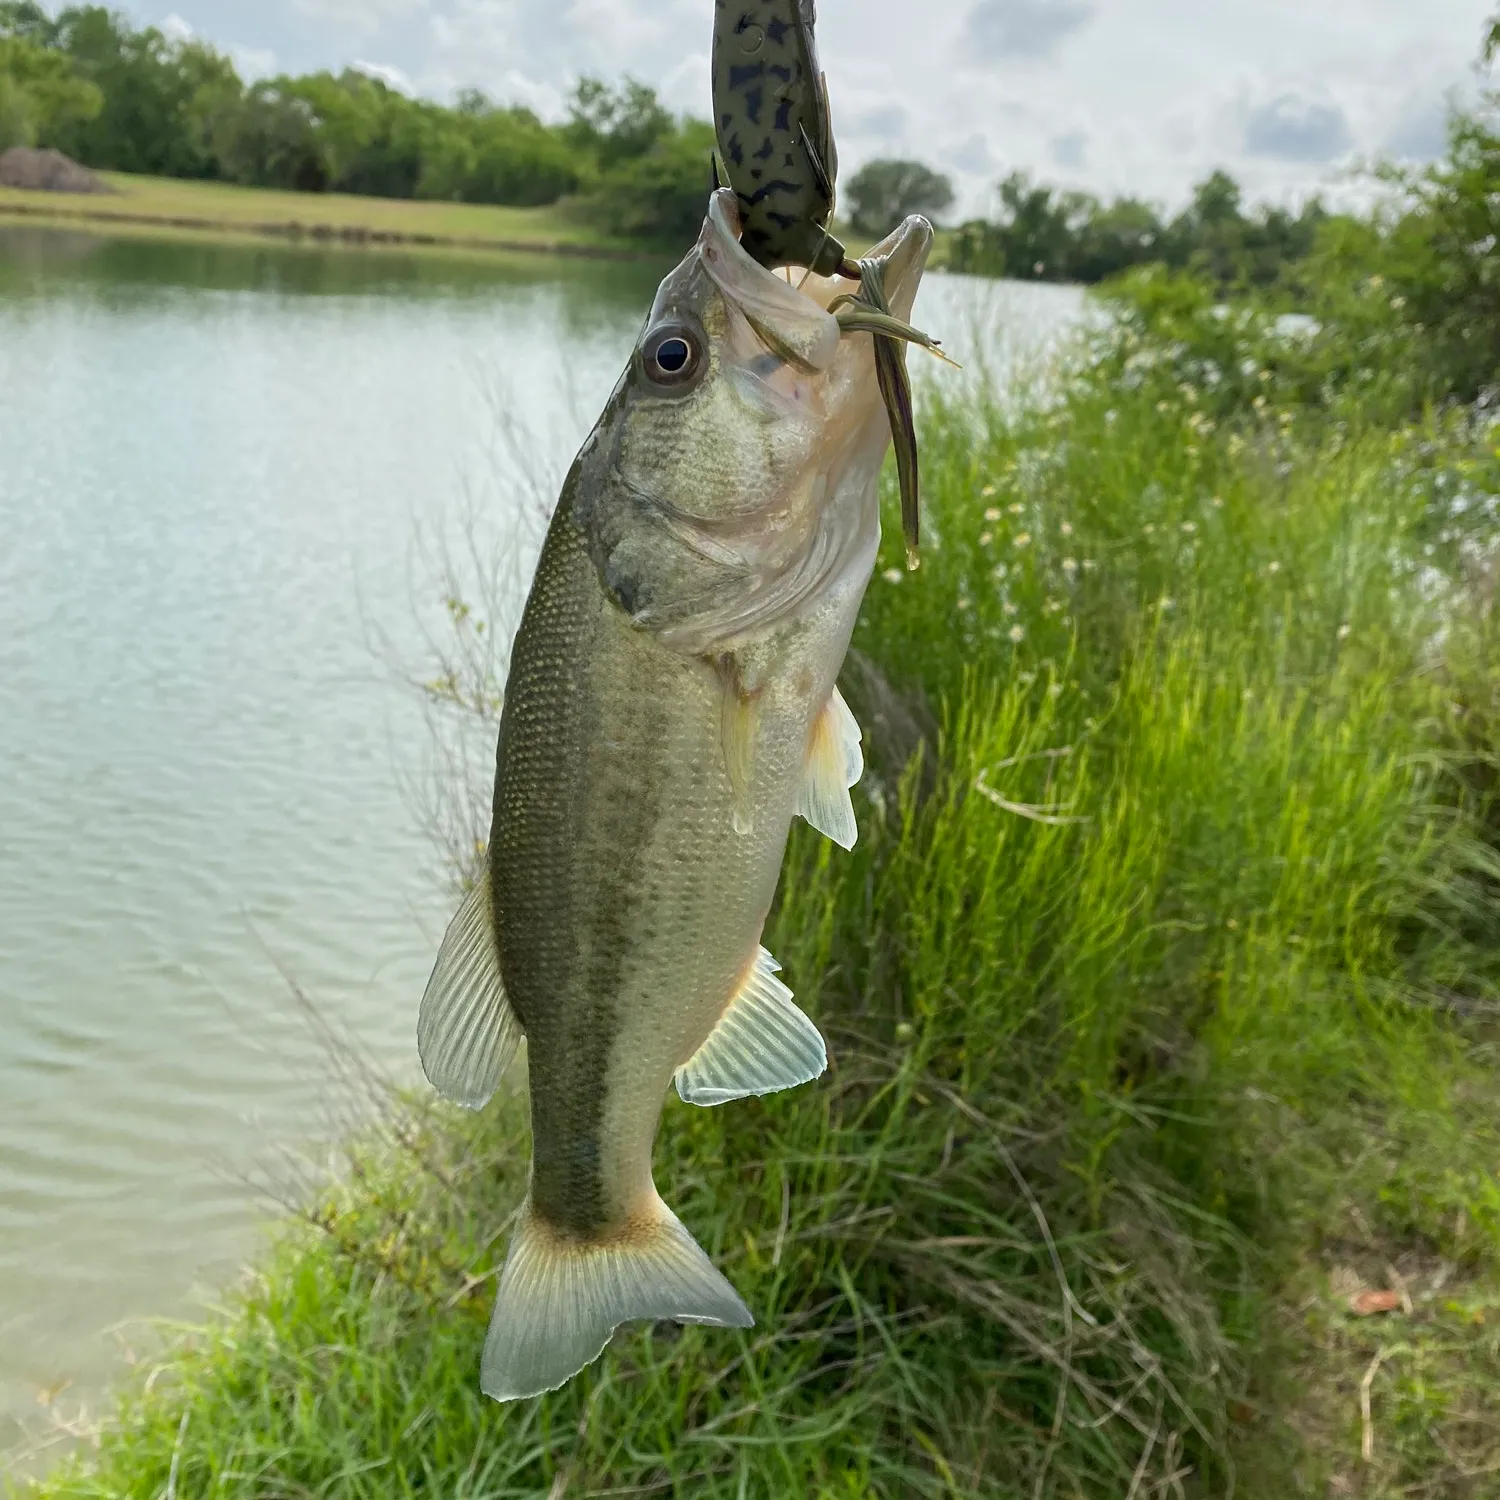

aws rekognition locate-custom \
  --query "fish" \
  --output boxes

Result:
[711,0,853,278]
[418,188,932,1403]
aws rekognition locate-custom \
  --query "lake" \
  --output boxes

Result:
[0,224,1088,1470]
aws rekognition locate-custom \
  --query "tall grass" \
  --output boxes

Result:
[20,304,1500,1498]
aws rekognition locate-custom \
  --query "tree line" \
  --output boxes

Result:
[0,3,714,244]
[942,168,1329,287]
[1,0,1493,308]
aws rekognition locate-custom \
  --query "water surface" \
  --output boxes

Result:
[0,226,1087,1468]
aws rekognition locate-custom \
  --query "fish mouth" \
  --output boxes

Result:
[695,192,938,567]
[698,190,841,372]
[854,216,934,324]
[696,190,933,368]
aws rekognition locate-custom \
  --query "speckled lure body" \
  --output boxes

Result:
[711,0,850,276]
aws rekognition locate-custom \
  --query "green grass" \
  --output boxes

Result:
[0,173,647,258]
[18,299,1500,1497]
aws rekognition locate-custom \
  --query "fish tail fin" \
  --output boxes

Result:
[481,1193,753,1403]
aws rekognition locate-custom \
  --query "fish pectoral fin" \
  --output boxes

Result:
[417,867,523,1111]
[675,947,827,1107]
[795,687,864,850]
[481,1193,753,1403]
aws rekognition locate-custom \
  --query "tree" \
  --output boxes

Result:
[575,117,716,247]
[843,158,954,236]
[0,3,56,44]
[563,77,672,171]
[40,7,239,176]
[0,33,102,149]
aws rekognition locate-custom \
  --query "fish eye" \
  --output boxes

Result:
[641,324,705,390]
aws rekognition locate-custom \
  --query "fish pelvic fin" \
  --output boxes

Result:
[417,867,523,1111]
[481,1195,753,1403]
[795,687,864,850]
[675,946,827,1107]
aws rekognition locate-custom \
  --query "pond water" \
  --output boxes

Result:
[0,224,1088,1471]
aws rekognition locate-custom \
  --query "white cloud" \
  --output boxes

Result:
[962,0,1096,62]
[159,11,194,42]
[354,58,416,92]
[230,44,279,80]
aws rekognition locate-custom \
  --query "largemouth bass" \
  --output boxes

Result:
[418,189,932,1403]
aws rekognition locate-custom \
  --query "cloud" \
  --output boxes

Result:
[963,0,1095,62]
[290,0,431,49]
[230,44,279,80]
[1243,93,1353,163]
[847,102,909,142]
[1050,130,1087,169]
[1384,93,1451,161]
[354,58,415,92]
[159,12,194,42]
[948,133,996,176]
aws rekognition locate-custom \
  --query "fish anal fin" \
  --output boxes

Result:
[795,686,863,850]
[675,946,827,1107]
[417,868,523,1110]
[481,1194,753,1402]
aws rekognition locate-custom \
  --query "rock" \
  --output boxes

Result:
[0,146,114,195]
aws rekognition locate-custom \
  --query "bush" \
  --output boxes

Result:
[572,119,717,250]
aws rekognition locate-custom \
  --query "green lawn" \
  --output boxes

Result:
[15,282,1500,1497]
[0,172,646,258]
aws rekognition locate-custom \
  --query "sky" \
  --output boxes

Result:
[123,0,1498,217]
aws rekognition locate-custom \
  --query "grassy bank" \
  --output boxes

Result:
[17,294,1500,1497]
[0,173,650,258]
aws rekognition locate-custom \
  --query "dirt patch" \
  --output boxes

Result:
[0,147,114,195]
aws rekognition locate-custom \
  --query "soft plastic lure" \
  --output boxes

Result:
[710,0,852,277]
[712,0,952,565]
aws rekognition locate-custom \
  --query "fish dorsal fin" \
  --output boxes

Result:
[675,947,826,1107]
[418,867,523,1110]
[795,687,863,850]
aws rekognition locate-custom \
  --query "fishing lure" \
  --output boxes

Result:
[711,0,852,277]
[711,0,949,565]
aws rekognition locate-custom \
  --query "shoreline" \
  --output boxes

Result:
[0,198,661,263]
